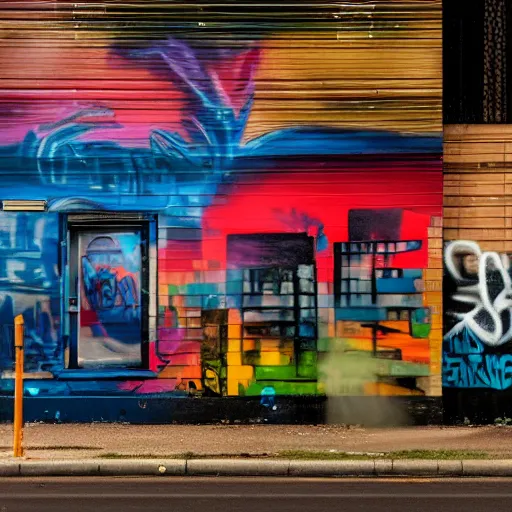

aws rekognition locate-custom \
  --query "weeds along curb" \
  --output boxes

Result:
[2,458,512,477]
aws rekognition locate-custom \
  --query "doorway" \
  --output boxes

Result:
[66,217,151,370]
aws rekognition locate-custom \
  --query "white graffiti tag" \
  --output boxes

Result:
[445,240,512,347]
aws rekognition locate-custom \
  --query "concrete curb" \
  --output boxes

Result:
[187,459,289,476]
[288,460,375,477]
[1,459,512,477]
[99,459,186,476]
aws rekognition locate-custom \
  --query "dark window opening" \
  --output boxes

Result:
[444,0,512,123]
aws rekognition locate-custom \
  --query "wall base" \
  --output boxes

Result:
[443,388,512,425]
[0,396,443,425]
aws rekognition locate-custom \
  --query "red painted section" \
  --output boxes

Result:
[198,160,442,280]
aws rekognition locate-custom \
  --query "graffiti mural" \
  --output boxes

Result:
[444,241,512,389]
[330,210,432,395]
[78,232,142,368]
[0,213,60,376]
[0,1,442,408]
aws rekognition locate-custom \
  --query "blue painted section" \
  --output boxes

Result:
[0,395,333,424]
[443,327,512,390]
[56,370,158,380]
[335,307,387,322]
[0,126,440,212]
[376,277,418,294]
[376,270,423,294]
[0,395,441,425]
[444,353,512,390]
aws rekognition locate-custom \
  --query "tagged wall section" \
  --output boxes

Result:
[444,125,512,417]
[0,1,442,416]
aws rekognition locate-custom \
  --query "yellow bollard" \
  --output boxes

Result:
[13,314,24,458]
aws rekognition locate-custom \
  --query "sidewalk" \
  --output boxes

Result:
[1,424,511,460]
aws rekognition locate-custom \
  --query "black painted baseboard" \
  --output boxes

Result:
[443,388,512,425]
[0,395,443,425]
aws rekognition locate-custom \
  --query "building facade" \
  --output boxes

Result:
[0,1,445,423]
[442,0,512,423]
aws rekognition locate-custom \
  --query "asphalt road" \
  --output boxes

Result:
[1,477,512,512]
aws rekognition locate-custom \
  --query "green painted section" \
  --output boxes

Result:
[411,322,431,339]
[297,351,317,378]
[254,365,298,380]
[317,338,331,352]
[168,284,179,295]
[244,380,319,396]
[373,358,429,377]
[386,360,430,377]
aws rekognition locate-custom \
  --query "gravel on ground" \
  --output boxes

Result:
[0,424,510,460]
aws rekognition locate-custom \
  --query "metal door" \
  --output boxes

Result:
[68,229,143,369]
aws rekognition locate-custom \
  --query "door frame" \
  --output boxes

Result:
[62,213,155,372]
